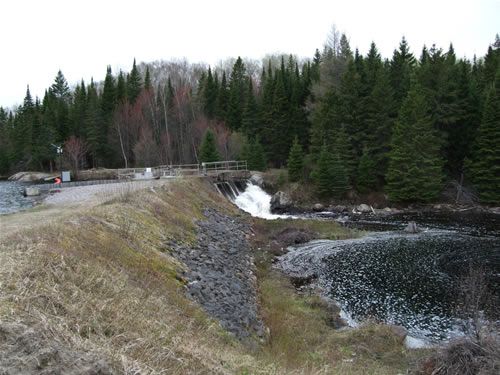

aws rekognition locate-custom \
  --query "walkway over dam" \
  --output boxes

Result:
[28,161,250,193]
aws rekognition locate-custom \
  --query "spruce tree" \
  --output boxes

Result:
[311,145,334,198]
[116,71,127,103]
[215,72,229,122]
[127,58,142,104]
[466,83,500,203]
[357,146,378,193]
[199,129,220,164]
[144,65,152,89]
[248,137,267,171]
[330,149,351,199]
[241,79,260,139]
[203,67,217,118]
[287,136,304,182]
[385,82,444,201]
[225,57,247,130]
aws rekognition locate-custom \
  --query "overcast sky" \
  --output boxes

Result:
[1,0,498,109]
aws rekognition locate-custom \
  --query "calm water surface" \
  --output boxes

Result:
[0,181,43,214]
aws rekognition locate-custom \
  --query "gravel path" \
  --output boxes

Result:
[43,180,168,205]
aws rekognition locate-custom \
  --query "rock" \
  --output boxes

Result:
[389,324,408,344]
[270,191,292,213]
[271,227,318,247]
[9,171,51,182]
[405,221,422,233]
[313,203,324,212]
[24,187,41,196]
[335,205,348,212]
[249,172,264,187]
[357,204,371,213]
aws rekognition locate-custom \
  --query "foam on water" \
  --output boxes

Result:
[234,184,288,220]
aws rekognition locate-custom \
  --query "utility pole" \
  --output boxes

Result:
[51,144,63,178]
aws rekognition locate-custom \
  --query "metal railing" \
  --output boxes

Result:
[117,161,247,180]
[202,160,248,175]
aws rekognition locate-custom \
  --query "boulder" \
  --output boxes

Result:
[24,187,41,196]
[249,172,264,187]
[270,191,292,213]
[356,204,371,213]
[313,203,324,212]
[9,172,50,182]
[405,221,423,233]
[332,205,348,213]
[389,324,408,344]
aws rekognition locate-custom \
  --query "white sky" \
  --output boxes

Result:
[1,0,498,109]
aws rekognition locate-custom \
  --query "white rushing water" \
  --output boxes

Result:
[234,184,288,220]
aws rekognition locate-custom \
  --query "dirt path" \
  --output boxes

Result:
[0,180,166,241]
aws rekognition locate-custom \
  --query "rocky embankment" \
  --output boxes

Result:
[169,207,266,341]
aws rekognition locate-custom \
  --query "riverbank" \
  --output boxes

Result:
[1,179,432,374]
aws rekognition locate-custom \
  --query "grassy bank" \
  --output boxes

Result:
[0,178,430,374]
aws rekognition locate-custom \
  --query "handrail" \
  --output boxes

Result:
[117,161,247,179]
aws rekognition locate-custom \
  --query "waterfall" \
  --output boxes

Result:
[216,180,286,220]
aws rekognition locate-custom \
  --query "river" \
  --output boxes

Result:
[229,182,500,347]
[0,180,43,215]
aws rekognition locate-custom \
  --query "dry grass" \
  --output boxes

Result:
[0,179,263,374]
[1,178,429,374]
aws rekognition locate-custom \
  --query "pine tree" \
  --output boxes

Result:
[144,65,152,89]
[287,136,304,182]
[330,149,351,198]
[466,83,500,203]
[385,82,444,201]
[311,145,334,198]
[199,129,220,164]
[390,36,416,109]
[203,67,217,118]
[357,146,377,193]
[248,137,267,171]
[241,79,260,139]
[127,58,142,104]
[225,57,247,130]
[116,71,127,103]
[215,72,229,122]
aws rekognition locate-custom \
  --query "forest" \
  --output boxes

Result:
[0,29,499,203]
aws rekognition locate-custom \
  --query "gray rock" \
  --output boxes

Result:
[24,187,41,196]
[270,191,292,213]
[249,172,264,187]
[405,221,423,233]
[357,204,371,213]
[9,171,51,182]
[389,324,408,344]
[313,203,324,212]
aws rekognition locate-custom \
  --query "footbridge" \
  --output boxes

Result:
[117,160,250,182]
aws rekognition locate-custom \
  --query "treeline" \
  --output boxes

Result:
[0,30,499,203]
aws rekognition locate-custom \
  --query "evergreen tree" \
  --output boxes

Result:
[287,136,304,182]
[390,36,416,109]
[199,129,220,163]
[144,65,152,89]
[357,146,377,193]
[386,82,444,201]
[241,79,260,139]
[215,71,229,121]
[330,149,351,198]
[85,81,105,166]
[225,57,247,130]
[70,80,87,137]
[49,70,71,142]
[127,58,142,104]
[116,70,127,103]
[203,67,217,118]
[248,137,267,171]
[311,145,334,198]
[466,83,500,203]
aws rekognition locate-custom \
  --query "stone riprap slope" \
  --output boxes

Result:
[172,207,266,341]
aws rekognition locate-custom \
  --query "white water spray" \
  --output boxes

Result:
[234,184,287,220]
